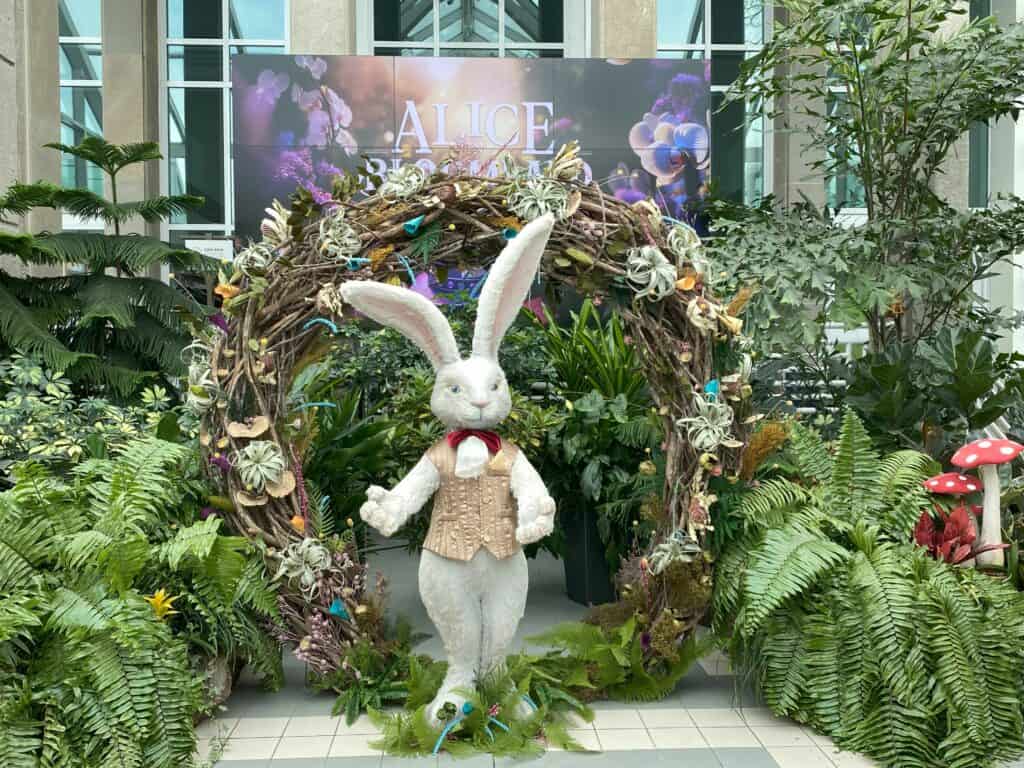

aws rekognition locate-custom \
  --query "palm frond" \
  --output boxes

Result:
[0,280,87,371]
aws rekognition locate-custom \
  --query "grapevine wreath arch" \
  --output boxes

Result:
[197,144,754,681]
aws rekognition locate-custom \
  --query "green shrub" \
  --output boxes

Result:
[714,411,1024,768]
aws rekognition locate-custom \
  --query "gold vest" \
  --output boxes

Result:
[422,439,521,561]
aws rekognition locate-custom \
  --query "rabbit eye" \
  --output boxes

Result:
[449,385,461,394]
[491,382,500,391]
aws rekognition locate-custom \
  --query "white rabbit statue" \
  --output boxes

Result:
[339,213,557,726]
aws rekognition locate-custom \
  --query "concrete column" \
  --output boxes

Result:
[21,0,61,235]
[591,0,656,58]
[291,0,356,54]
[102,0,161,238]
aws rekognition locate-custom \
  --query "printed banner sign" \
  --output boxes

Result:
[231,55,710,238]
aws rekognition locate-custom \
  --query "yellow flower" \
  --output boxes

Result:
[290,515,306,533]
[214,283,241,299]
[145,589,179,620]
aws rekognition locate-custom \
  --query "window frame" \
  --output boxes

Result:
[358,0,589,57]
[158,0,291,240]
[59,0,104,229]
[655,0,773,205]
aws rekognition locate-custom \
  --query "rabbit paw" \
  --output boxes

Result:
[359,486,405,537]
[515,496,555,544]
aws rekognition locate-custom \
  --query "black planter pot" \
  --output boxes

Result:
[561,506,616,606]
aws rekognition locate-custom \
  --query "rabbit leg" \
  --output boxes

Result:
[419,549,482,727]
[478,550,530,715]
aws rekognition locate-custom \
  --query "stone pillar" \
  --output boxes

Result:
[591,0,656,59]
[21,0,61,235]
[291,0,356,54]
[102,0,161,238]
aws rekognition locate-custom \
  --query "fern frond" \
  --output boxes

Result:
[785,421,833,483]
[826,410,882,523]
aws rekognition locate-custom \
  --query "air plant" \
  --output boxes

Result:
[677,392,740,452]
[318,212,362,261]
[378,164,427,199]
[506,175,570,221]
[544,139,584,181]
[686,296,719,334]
[626,245,678,301]
[234,439,286,493]
[235,241,276,277]
[274,537,332,600]
[666,222,701,260]
[646,529,703,574]
[261,199,291,247]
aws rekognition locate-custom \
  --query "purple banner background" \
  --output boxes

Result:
[231,55,710,238]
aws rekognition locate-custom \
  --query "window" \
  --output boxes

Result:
[656,0,767,204]
[824,93,866,210]
[161,0,288,237]
[968,0,990,208]
[372,0,566,57]
[59,0,103,195]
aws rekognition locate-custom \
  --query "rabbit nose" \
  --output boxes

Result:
[470,398,489,408]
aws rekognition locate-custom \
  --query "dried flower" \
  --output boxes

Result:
[214,283,241,300]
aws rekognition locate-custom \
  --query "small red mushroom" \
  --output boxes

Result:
[950,438,1023,568]
[923,471,983,497]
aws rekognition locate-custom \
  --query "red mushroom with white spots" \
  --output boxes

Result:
[923,471,983,498]
[950,438,1023,568]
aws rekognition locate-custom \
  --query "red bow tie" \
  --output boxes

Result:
[447,429,502,454]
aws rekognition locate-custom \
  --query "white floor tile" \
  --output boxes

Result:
[699,726,761,748]
[590,708,645,729]
[648,727,707,749]
[830,752,880,767]
[563,710,595,729]
[739,707,790,726]
[196,717,237,740]
[283,715,339,737]
[335,714,382,736]
[273,735,334,759]
[752,725,816,747]
[805,729,838,749]
[549,729,601,751]
[767,746,835,767]
[220,737,280,760]
[639,709,694,728]
[597,728,656,750]
[329,732,382,757]
[231,717,290,739]
[687,708,746,728]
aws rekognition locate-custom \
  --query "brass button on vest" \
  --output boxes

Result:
[422,439,521,561]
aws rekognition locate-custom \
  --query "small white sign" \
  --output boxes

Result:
[185,238,235,263]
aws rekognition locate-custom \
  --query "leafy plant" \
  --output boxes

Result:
[710,0,1024,451]
[714,410,1024,768]
[0,437,282,767]
[0,137,216,393]
[0,354,172,476]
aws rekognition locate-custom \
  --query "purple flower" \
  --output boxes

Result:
[209,312,230,334]
[641,633,652,652]
[200,506,218,520]
[295,55,328,80]
[209,454,231,473]
[254,69,289,107]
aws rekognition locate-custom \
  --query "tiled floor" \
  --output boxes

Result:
[199,550,1024,768]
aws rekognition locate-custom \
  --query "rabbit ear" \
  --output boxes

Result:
[472,213,554,359]
[340,281,460,370]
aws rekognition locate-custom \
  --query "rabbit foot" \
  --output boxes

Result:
[428,689,472,730]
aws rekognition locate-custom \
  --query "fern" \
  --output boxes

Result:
[716,411,1024,768]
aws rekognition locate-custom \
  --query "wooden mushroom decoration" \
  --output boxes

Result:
[236,489,269,507]
[227,416,271,439]
[950,438,1023,568]
[265,470,296,498]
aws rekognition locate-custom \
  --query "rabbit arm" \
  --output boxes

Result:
[359,456,440,537]
[510,451,556,544]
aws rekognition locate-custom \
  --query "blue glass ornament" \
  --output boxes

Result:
[404,214,425,235]
[328,598,350,620]
[704,379,720,401]
[502,227,518,240]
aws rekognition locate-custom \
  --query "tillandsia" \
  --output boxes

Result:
[666,222,702,261]
[626,245,678,301]
[181,340,219,415]
[646,529,703,575]
[544,140,584,182]
[378,164,427,199]
[676,392,740,452]
[686,297,719,334]
[235,241,276,277]
[273,537,333,601]
[506,175,570,221]
[318,211,362,261]
[234,439,286,493]
[261,199,291,247]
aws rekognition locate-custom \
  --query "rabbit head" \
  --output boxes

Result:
[339,213,554,430]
